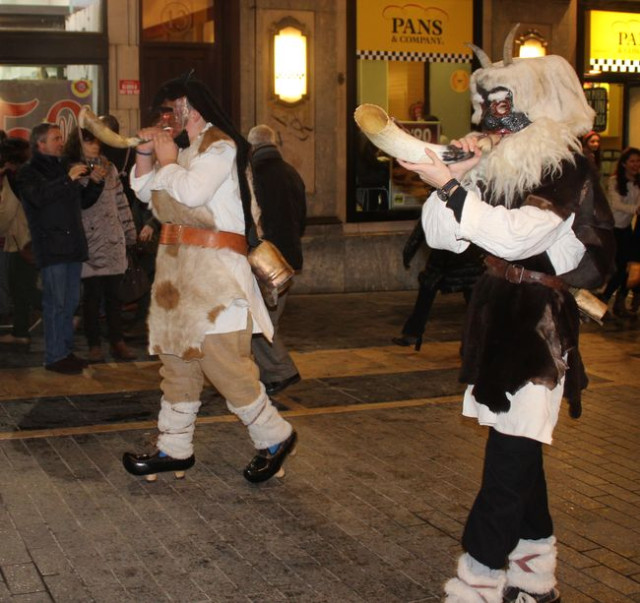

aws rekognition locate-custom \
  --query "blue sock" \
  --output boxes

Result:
[267,443,281,454]
[158,451,168,458]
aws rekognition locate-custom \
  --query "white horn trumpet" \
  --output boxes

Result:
[354,104,498,164]
[78,106,144,148]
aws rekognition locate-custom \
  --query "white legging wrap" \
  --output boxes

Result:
[444,553,506,603]
[506,536,557,594]
[227,384,292,450]
[157,398,201,459]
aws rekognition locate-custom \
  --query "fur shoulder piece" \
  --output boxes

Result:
[198,127,233,154]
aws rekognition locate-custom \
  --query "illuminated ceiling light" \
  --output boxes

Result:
[272,18,308,105]
[516,29,548,58]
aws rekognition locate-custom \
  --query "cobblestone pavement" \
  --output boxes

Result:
[0,291,638,602]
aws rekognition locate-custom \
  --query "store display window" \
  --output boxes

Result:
[349,0,475,221]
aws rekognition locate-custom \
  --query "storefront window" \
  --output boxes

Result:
[584,81,624,178]
[142,0,214,43]
[582,6,640,171]
[0,1,103,32]
[0,64,102,141]
[350,0,474,221]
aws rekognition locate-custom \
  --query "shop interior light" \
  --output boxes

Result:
[516,29,548,58]
[273,21,308,104]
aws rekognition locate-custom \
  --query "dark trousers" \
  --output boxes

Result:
[82,274,125,347]
[7,251,39,338]
[462,428,553,570]
[402,278,438,338]
[603,226,635,300]
[41,262,82,365]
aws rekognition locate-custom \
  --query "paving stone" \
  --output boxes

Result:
[0,530,31,566]
[585,548,640,576]
[9,594,54,603]
[578,581,640,602]
[1,563,45,595]
[0,578,11,601]
[0,292,638,601]
[583,564,640,596]
[27,547,73,578]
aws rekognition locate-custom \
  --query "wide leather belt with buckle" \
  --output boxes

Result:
[159,224,248,256]
[484,256,567,291]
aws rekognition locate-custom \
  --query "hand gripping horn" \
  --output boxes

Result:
[78,107,145,148]
[354,104,494,164]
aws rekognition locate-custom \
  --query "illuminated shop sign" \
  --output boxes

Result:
[357,0,473,62]
[589,10,640,73]
[0,80,93,140]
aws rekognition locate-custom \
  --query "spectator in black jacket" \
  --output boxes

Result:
[18,122,104,374]
[247,124,306,396]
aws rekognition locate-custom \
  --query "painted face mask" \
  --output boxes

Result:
[154,98,191,148]
[154,107,174,130]
[155,97,190,136]
[172,96,191,131]
[476,85,531,135]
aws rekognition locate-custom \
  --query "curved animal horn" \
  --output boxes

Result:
[466,43,492,69]
[353,104,497,164]
[503,23,520,66]
[78,107,144,148]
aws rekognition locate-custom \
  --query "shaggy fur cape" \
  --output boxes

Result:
[459,152,614,418]
[147,127,250,359]
[457,54,615,418]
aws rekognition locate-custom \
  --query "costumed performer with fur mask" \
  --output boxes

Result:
[397,27,614,603]
[122,74,297,483]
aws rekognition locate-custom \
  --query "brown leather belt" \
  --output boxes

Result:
[484,256,567,291]
[159,223,248,256]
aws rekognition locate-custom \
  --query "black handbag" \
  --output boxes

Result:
[117,249,150,304]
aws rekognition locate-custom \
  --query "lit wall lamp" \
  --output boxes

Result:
[271,17,308,105]
[516,29,548,58]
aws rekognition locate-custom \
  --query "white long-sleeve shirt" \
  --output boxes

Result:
[422,187,586,444]
[130,124,273,339]
[606,175,640,229]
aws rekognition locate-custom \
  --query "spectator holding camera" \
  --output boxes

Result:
[63,127,137,362]
[18,122,103,373]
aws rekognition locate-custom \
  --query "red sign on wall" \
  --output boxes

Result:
[119,80,140,95]
[0,79,94,140]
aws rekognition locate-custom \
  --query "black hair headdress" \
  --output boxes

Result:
[152,71,256,242]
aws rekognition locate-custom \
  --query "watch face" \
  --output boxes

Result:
[437,188,448,201]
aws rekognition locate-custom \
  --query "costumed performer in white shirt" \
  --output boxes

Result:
[122,73,297,484]
[397,27,614,603]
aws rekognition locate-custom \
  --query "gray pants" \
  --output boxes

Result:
[251,289,298,383]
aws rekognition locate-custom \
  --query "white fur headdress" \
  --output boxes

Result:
[465,26,595,205]
[470,54,595,137]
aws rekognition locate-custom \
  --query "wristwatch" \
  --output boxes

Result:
[436,178,460,201]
